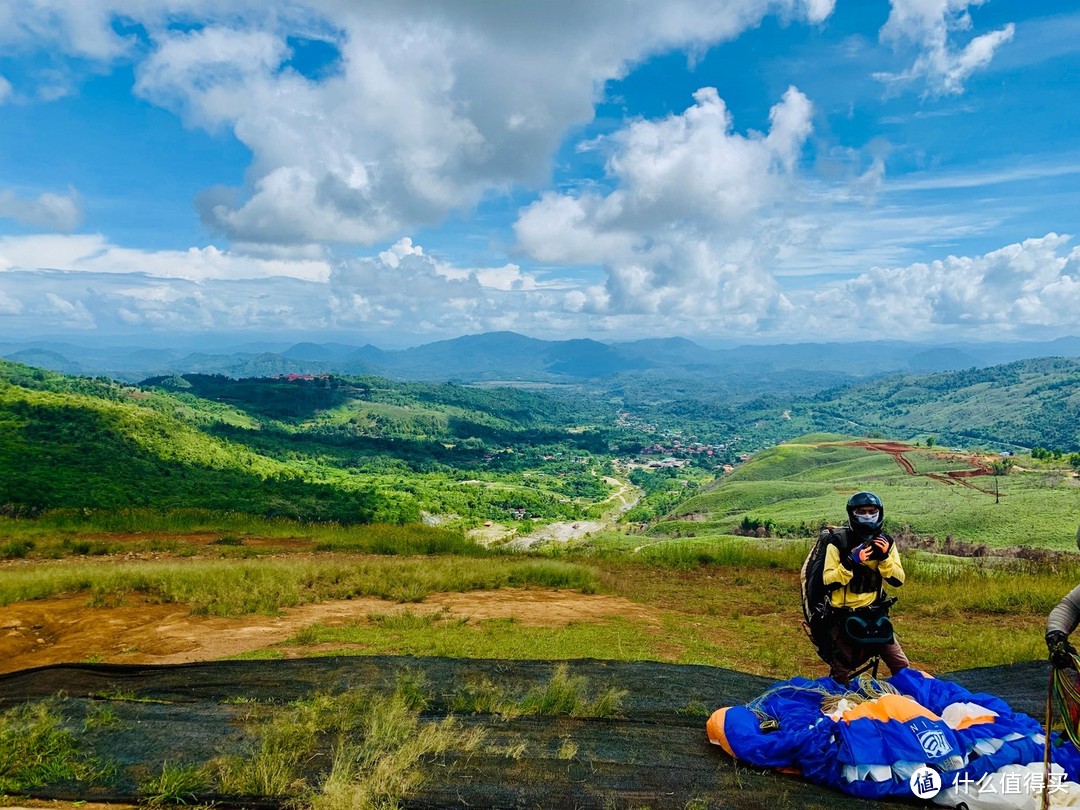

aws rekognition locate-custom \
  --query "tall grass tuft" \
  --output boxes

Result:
[140,761,210,807]
[216,676,482,809]
[311,696,480,810]
[519,664,627,719]
[0,699,105,792]
[214,702,321,797]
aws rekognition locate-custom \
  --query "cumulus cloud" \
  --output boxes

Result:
[514,85,813,327]
[0,0,137,61]
[875,0,1015,95]
[802,233,1080,340]
[2,0,836,247]
[0,231,1077,343]
[0,188,83,231]
[0,233,568,337]
[4,0,1067,348]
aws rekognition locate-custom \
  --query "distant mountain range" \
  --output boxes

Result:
[3,331,1080,384]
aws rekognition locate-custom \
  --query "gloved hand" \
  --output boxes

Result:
[868,535,892,561]
[1046,630,1077,669]
[849,544,869,566]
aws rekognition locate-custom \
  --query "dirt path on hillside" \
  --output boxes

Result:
[0,589,658,675]
[844,440,998,493]
[507,477,642,550]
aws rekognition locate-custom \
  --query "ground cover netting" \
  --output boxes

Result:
[0,656,1051,809]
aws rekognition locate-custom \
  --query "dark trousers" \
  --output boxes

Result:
[827,624,909,685]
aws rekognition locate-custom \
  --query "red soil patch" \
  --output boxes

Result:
[0,589,658,675]
[843,440,996,492]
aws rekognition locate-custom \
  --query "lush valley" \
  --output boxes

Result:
[4,350,1080,534]
[0,362,651,529]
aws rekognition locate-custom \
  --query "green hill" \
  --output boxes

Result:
[0,362,622,527]
[801,357,1080,451]
[657,435,1080,550]
[0,366,382,523]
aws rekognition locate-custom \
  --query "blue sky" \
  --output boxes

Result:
[0,0,1078,348]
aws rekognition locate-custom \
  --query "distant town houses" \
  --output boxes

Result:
[638,441,727,457]
[274,373,330,381]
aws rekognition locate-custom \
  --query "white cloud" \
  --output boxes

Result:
[514,85,813,326]
[0,1,133,61]
[3,0,837,247]
[0,234,107,271]
[0,234,330,281]
[0,232,1077,344]
[0,289,22,314]
[875,0,1015,95]
[802,233,1080,340]
[0,75,11,103]
[0,188,83,231]
[43,292,96,328]
[2,1,1069,348]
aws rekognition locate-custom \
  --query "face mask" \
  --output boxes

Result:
[853,510,880,526]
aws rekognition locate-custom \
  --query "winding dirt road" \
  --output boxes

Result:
[844,440,999,493]
[506,476,642,550]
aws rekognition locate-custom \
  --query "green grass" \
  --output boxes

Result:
[140,761,210,807]
[518,663,626,718]
[564,530,811,569]
[270,610,656,662]
[0,699,108,793]
[667,438,1080,548]
[214,678,483,809]
[0,555,600,614]
[0,510,475,558]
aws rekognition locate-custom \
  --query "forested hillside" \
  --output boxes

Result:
[0,365,383,523]
[0,363,637,526]
[801,357,1080,452]
[4,352,1080,531]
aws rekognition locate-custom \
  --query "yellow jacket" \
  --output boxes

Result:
[823,537,905,610]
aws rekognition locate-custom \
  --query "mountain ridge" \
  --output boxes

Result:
[4,331,1080,383]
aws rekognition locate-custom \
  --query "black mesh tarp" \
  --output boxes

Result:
[0,656,1051,809]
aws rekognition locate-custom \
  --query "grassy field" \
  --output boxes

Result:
[3,433,1078,679]
[1,524,1071,676]
[661,437,1080,549]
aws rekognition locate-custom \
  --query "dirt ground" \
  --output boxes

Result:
[0,588,659,674]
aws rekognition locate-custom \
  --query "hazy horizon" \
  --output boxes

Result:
[5,328,1080,358]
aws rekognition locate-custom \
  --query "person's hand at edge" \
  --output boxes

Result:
[1047,630,1077,669]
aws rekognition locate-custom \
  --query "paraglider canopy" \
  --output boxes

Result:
[707,668,1080,808]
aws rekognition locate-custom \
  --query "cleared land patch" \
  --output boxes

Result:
[0,589,657,674]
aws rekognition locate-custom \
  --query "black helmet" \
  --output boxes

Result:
[846,491,884,538]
